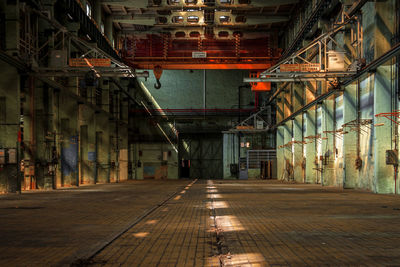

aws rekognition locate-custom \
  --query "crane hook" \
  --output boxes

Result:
[154,79,161,89]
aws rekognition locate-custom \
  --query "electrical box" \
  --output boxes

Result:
[327,51,346,71]
[163,151,168,161]
[386,150,398,165]
[48,50,67,68]
[256,120,264,130]
[8,149,16,164]
[0,149,5,164]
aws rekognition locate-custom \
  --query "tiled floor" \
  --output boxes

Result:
[2,180,400,266]
[0,180,189,266]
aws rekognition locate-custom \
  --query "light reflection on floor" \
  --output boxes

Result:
[207,194,223,199]
[215,215,244,231]
[208,253,266,266]
[207,189,218,193]
[132,232,149,238]
[145,219,158,225]
[207,201,228,209]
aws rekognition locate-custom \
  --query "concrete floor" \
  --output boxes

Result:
[1,180,400,266]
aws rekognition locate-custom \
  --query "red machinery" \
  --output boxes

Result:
[121,34,280,70]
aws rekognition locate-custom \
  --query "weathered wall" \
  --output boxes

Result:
[275,0,399,194]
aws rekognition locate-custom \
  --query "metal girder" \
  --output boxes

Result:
[33,67,149,78]
[131,62,272,70]
[281,0,331,59]
[62,0,119,59]
[244,72,356,83]
[272,41,400,130]
[102,0,299,9]
[112,13,289,27]
[227,106,272,133]
[244,6,363,85]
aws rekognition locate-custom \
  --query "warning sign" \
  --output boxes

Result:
[69,58,111,67]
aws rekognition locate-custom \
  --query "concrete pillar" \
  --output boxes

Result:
[343,83,358,189]
[321,97,335,186]
[292,82,304,182]
[305,109,317,184]
[293,115,303,182]
[119,122,129,182]
[0,2,21,193]
[109,84,118,182]
[21,76,36,191]
[284,85,292,119]
[374,65,394,193]
[33,81,54,189]
[0,62,20,193]
[56,77,79,187]
[94,79,111,183]
[223,133,239,179]
[95,113,110,184]
[371,0,395,194]
[276,93,284,124]
[79,103,96,184]
[283,122,293,181]
[276,126,284,180]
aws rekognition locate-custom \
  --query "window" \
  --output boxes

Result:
[172,16,184,23]
[187,16,199,23]
[218,31,229,38]
[168,0,180,4]
[220,0,232,3]
[85,2,92,18]
[189,31,200,37]
[175,31,186,38]
[185,0,197,4]
[219,15,231,23]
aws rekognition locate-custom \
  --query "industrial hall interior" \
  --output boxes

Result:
[1,0,400,266]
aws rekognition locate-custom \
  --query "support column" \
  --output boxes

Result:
[343,83,358,188]
[373,0,396,194]
[57,77,79,187]
[305,109,317,183]
[79,104,96,184]
[276,126,284,180]
[293,115,303,182]
[34,81,54,189]
[0,62,20,193]
[292,83,304,183]
[283,122,293,181]
[374,65,394,193]
[321,97,335,186]
[96,79,111,183]
[223,133,239,179]
[0,2,21,193]
[276,93,284,124]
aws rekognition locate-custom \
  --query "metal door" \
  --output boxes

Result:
[179,134,223,179]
